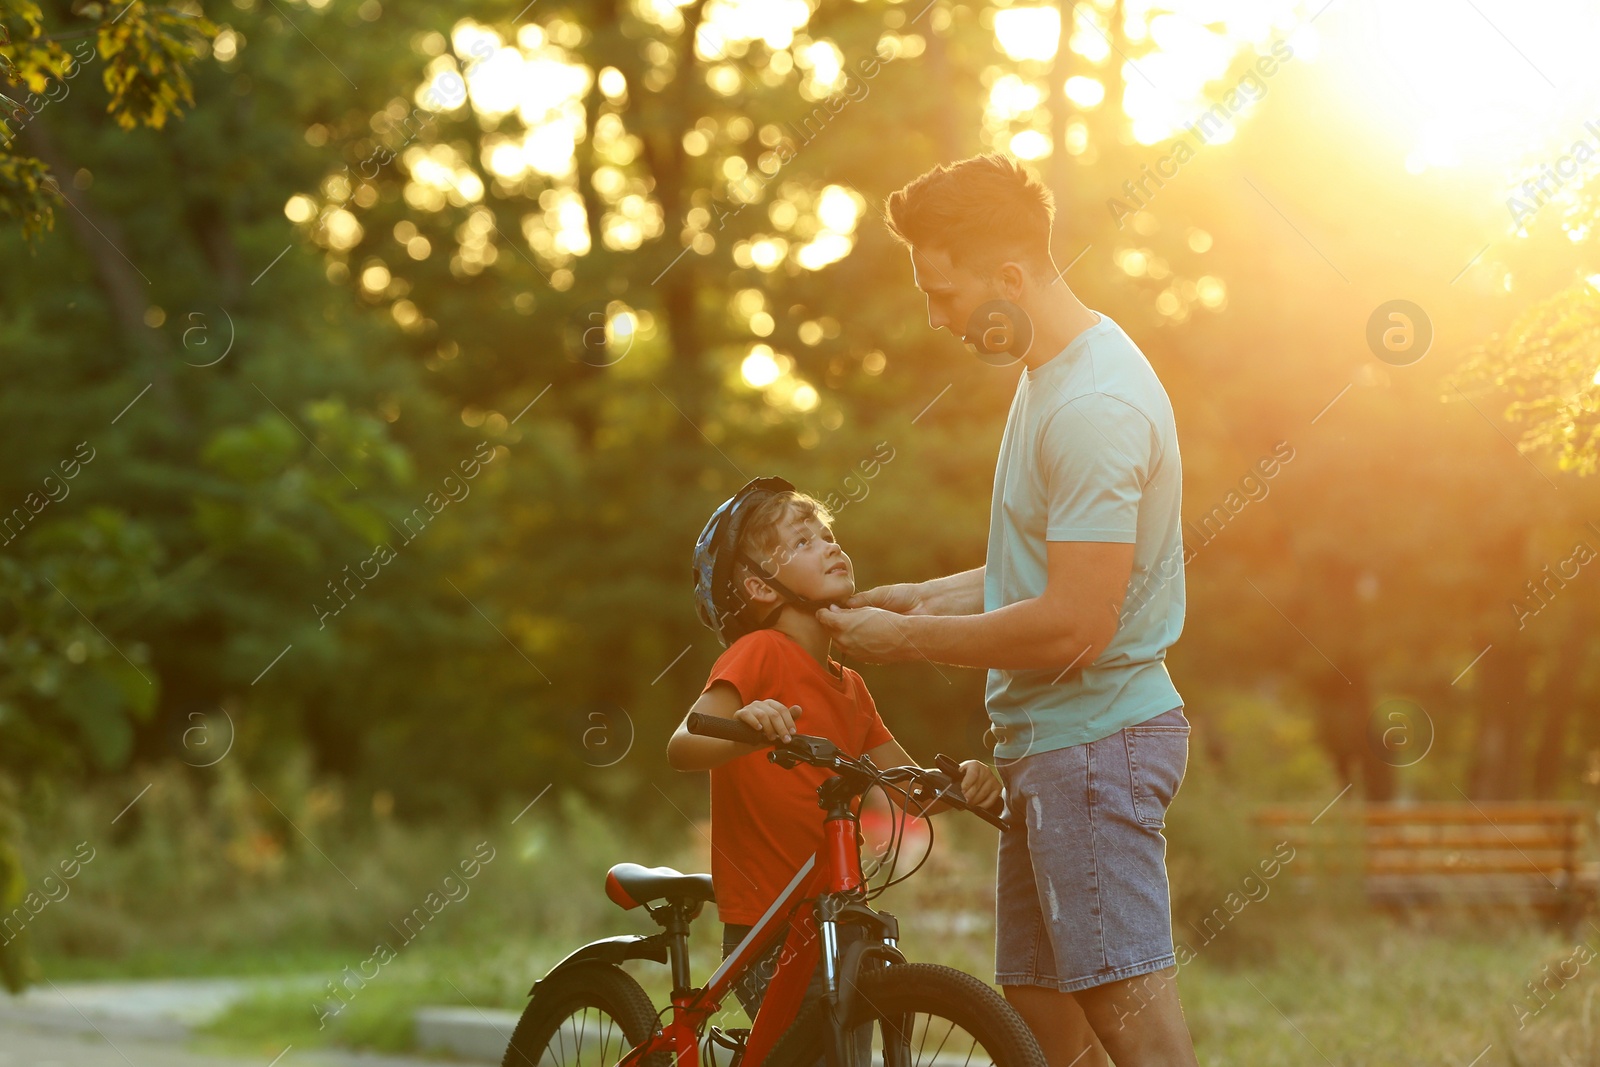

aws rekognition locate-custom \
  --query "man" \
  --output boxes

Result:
[817,153,1198,1067]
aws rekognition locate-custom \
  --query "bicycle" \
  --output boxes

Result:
[501,711,1047,1067]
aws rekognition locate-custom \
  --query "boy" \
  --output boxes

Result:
[668,476,1002,1019]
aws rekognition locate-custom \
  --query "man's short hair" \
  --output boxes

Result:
[884,152,1055,278]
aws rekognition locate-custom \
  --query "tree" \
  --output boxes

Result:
[0,0,216,992]
[1,0,215,238]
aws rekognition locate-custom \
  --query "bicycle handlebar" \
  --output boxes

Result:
[684,711,769,746]
[685,712,1010,831]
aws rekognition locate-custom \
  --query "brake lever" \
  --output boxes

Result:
[934,753,1011,832]
[899,767,952,811]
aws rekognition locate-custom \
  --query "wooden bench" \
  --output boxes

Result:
[1255,802,1599,922]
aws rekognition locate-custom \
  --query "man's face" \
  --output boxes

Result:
[910,244,1006,341]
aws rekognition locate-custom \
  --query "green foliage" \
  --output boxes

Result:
[0,152,53,240]
[1446,279,1600,476]
[0,775,29,992]
[0,507,162,773]
[2,0,1600,1019]
[96,3,215,130]
[0,0,215,238]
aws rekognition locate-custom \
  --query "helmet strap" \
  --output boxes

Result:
[738,552,842,618]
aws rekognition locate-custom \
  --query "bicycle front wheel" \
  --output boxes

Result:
[764,962,1046,1067]
[501,962,663,1067]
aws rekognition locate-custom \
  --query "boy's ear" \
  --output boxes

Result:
[741,572,779,606]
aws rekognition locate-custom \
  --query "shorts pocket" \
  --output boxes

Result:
[1125,717,1189,829]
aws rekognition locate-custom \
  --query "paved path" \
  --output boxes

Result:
[0,978,497,1067]
[0,1020,472,1067]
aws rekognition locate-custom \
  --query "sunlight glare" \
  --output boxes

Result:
[742,347,782,388]
[993,7,1059,63]
[1336,0,1600,177]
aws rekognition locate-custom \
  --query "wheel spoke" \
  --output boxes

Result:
[863,1012,999,1067]
[921,1016,956,1067]
[537,1005,642,1067]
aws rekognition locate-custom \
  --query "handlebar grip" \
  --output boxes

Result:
[933,752,1012,832]
[970,802,1012,833]
[686,712,769,746]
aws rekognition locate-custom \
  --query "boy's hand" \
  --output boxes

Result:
[958,760,1003,813]
[735,700,803,742]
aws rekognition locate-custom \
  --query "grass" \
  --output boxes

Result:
[192,908,1600,1065]
[188,904,1600,1066]
[10,750,1600,1065]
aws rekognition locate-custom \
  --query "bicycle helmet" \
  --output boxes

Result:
[693,475,841,646]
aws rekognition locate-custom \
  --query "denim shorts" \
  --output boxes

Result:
[994,705,1189,993]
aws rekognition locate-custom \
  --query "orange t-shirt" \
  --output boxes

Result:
[703,629,894,925]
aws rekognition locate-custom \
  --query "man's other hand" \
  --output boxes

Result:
[816,604,916,662]
[844,583,923,614]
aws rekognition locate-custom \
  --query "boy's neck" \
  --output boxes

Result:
[772,607,836,672]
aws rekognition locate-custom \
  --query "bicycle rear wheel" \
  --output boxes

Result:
[765,963,1046,1067]
[501,962,663,1067]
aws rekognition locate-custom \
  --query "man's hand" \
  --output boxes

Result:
[734,699,803,742]
[815,604,917,663]
[849,568,985,618]
[959,760,1004,813]
[845,583,925,614]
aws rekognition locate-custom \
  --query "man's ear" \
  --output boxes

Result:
[996,260,1028,300]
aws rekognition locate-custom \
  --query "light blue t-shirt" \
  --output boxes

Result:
[984,310,1185,761]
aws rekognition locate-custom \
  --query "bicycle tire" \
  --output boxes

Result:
[501,962,666,1067]
[764,962,1046,1067]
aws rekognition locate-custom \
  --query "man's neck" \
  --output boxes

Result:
[773,609,835,671]
[1019,282,1101,372]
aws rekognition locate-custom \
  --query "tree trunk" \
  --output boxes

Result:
[1352,667,1396,802]
[1308,665,1358,791]
[637,0,712,428]
[1468,638,1531,799]
[1530,627,1588,798]
[922,27,962,163]
[22,120,185,426]
[1046,0,1078,248]
[576,0,624,258]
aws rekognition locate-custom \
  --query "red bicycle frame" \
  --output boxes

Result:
[619,793,875,1066]
[562,719,1013,1067]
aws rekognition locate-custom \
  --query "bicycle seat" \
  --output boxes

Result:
[605,863,715,910]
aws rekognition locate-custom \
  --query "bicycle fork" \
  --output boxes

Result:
[813,772,913,1067]
[815,893,909,1067]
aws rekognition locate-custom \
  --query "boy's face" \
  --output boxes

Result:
[744,508,855,606]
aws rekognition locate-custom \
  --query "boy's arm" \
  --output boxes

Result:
[666,682,803,771]
[848,567,984,617]
[863,739,1003,816]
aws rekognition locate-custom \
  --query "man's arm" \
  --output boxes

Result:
[849,566,985,617]
[819,541,1132,672]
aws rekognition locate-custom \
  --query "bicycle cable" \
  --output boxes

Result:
[868,776,947,895]
[864,778,938,898]
[860,780,902,894]
[875,811,934,894]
